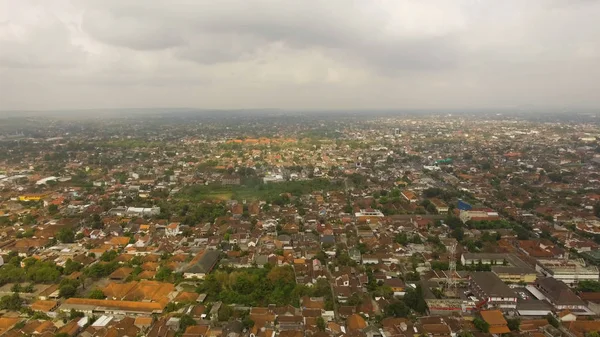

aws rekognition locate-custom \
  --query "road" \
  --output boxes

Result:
[326,263,339,321]
[389,214,446,220]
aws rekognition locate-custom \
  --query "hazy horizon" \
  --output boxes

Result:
[1,0,600,111]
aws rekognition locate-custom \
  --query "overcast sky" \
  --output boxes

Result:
[1,0,599,111]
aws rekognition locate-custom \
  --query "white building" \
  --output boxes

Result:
[536,259,600,285]
[165,223,180,237]
[36,176,58,185]
[355,209,385,218]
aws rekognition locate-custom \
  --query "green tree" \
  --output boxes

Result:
[88,289,105,299]
[100,250,118,262]
[403,285,427,314]
[243,317,255,330]
[178,314,197,333]
[451,227,464,242]
[218,305,234,321]
[473,317,490,333]
[56,228,75,243]
[577,280,600,293]
[63,259,83,275]
[59,284,77,299]
[23,284,35,293]
[385,301,410,317]
[507,318,520,331]
[48,204,59,215]
[155,267,173,282]
[69,309,85,319]
[546,314,560,328]
[0,292,22,311]
[316,317,326,331]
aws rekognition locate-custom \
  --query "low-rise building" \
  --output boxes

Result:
[469,272,518,310]
[480,310,510,335]
[459,209,500,223]
[60,298,165,315]
[401,190,418,203]
[492,266,537,284]
[182,249,220,279]
[535,277,586,311]
[430,198,449,213]
[535,259,599,285]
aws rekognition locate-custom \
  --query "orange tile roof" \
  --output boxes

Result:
[134,316,154,326]
[0,317,20,335]
[137,270,156,279]
[31,300,58,312]
[185,325,210,335]
[174,291,199,303]
[57,320,79,336]
[489,326,511,334]
[347,314,367,330]
[565,321,600,337]
[480,310,508,326]
[33,320,56,334]
[63,298,165,312]
[109,236,130,246]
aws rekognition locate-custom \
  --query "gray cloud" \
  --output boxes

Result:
[0,0,599,110]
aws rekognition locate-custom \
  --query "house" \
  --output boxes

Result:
[0,317,21,335]
[182,250,220,279]
[480,310,510,335]
[56,319,81,337]
[165,223,180,237]
[579,292,600,314]
[564,321,600,337]
[277,315,303,331]
[108,267,134,280]
[31,300,59,314]
[558,309,577,322]
[401,190,418,203]
[430,198,449,213]
[347,314,367,331]
[362,255,379,264]
[420,323,451,336]
[383,278,405,296]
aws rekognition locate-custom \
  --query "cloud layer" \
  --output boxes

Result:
[1,0,599,110]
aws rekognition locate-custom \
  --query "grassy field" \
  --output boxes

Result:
[178,178,343,202]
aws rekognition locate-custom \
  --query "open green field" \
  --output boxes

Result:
[177,178,343,202]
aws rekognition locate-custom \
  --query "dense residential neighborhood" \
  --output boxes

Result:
[1,111,600,337]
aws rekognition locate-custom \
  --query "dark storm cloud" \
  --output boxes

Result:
[77,0,463,72]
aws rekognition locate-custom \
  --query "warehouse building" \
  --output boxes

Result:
[535,259,599,285]
[469,272,518,310]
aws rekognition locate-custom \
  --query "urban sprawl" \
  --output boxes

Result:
[0,111,600,337]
